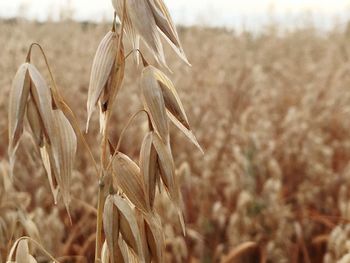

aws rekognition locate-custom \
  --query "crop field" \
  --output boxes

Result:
[1,18,350,263]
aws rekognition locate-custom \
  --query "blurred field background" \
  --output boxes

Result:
[2,3,350,263]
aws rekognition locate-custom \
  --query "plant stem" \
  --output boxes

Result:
[94,178,105,263]
[94,1,127,262]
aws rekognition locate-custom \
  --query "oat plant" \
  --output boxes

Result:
[7,0,201,262]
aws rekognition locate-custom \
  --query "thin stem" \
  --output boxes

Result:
[95,3,127,262]
[94,178,105,263]
[105,109,150,172]
[124,48,149,67]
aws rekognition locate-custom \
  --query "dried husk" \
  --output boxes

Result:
[167,111,203,154]
[27,64,55,144]
[26,98,44,147]
[144,213,164,263]
[135,210,151,263]
[50,110,77,212]
[148,0,190,65]
[103,195,120,263]
[125,0,166,67]
[87,30,117,131]
[15,240,30,263]
[112,195,145,263]
[148,66,203,153]
[152,132,186,234]
[152,67,190,129]
[113,152,150,213]
[99,44,125,134]
[39,145,58,204]
[8,63,30,170]
[139,132,158,208]
[111,0,190,67]
[141,66,169,143]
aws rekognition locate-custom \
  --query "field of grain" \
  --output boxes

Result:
[1,19,350,262]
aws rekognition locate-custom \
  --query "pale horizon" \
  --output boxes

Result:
[1,0,350,31]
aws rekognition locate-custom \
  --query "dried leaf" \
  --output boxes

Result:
[113,152,150,213]
[141,66,169,143]
[139,132,158,208]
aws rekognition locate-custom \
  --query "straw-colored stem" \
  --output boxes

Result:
[105,109,150,172]
[95,2,127,262]
[94,178,105,263]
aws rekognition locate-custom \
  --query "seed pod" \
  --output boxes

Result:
[140,132,158,208]
[141,66,169,143]
[113,152,150,213]
[8,63,30,167]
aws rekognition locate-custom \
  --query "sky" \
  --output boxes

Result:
[0,0,350,31]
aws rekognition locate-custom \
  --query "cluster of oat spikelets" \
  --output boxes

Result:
[4,0,203,262]
[1,11,350,263]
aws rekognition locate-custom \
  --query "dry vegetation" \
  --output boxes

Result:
[1,18,350,262]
